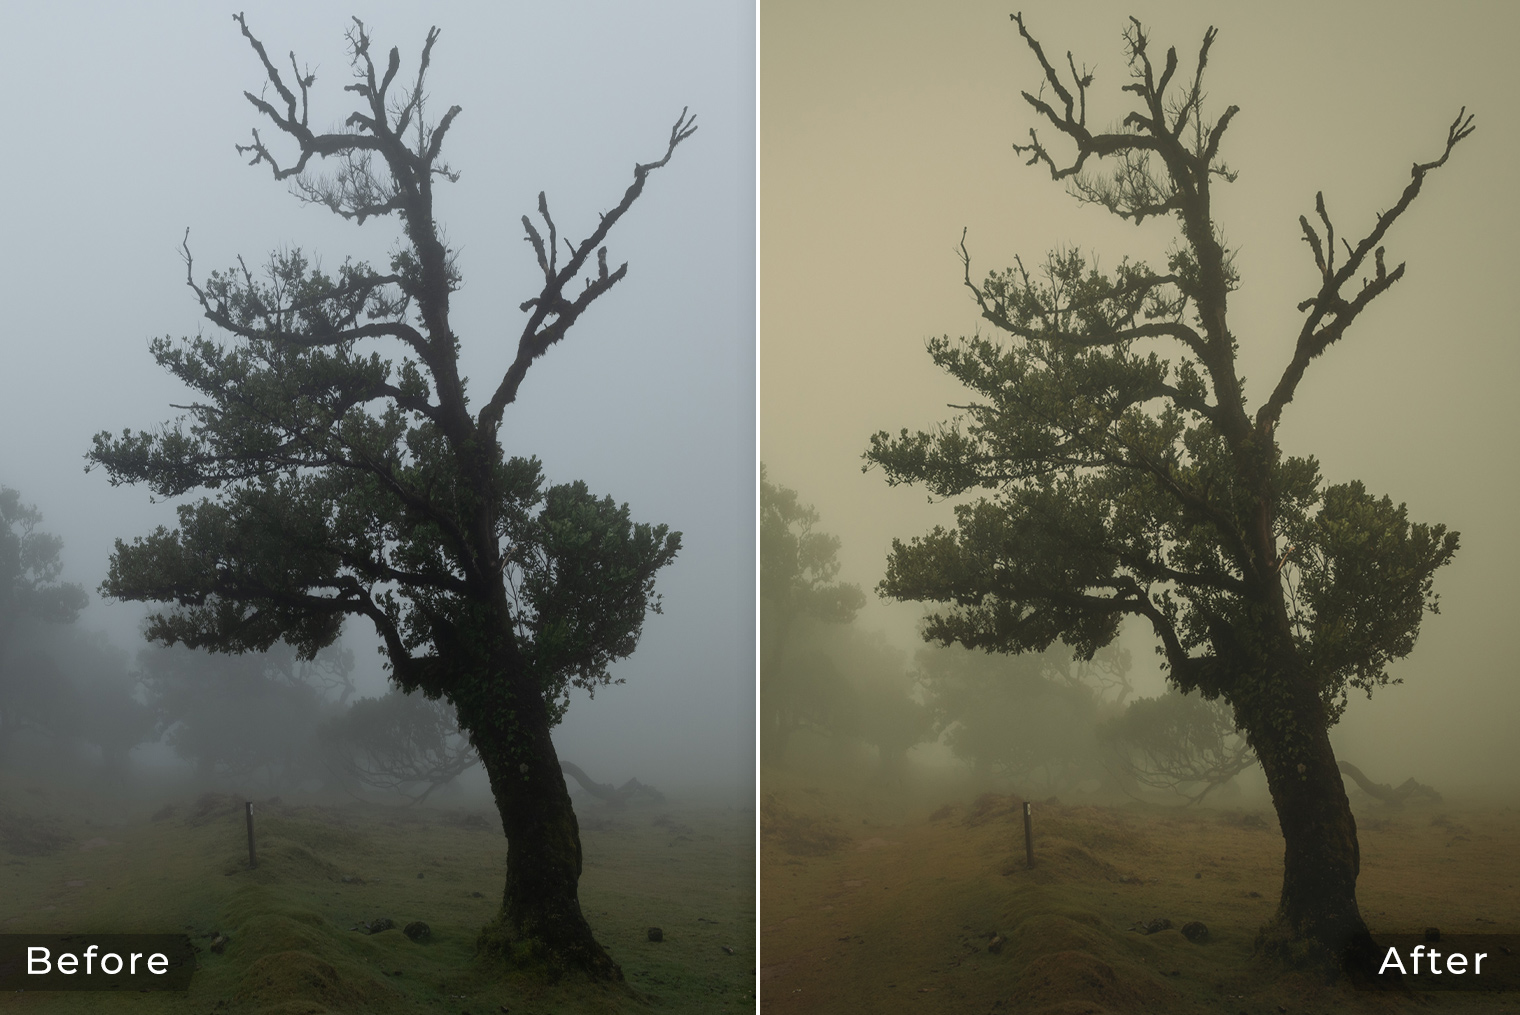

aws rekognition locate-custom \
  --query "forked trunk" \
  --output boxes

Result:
[464,674,620,981]
[1243,675,1375,973]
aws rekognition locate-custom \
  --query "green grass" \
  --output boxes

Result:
[0,777,755,1014]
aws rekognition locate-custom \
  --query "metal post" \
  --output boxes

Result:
[249,796,261,869]
[1023,801,1034,868]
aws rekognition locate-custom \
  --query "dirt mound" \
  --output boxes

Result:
[761,793,850,856]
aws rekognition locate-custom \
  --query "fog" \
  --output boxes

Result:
[0,2,754,802]
[762,0,1520,800]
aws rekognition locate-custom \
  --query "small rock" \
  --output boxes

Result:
[1118,875,1142,885]
[366,918,396,935]
[1142,917,1173,935]
[1182,921,1209,943]
[471,891,483,898]
[417,872,425,879]
[721,945,734,955]
[1194,872,1202,879]
[209,933,229,954]
[987,935,1006,954]
[403,921,432,943]
[647,927,664,943]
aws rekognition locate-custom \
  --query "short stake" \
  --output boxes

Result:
[1024,801,1034,868]
[246,801,257,869]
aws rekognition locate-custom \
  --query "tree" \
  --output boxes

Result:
[1100,691,1255,804]
[0,488,87,646]
[87,15,692,979]
[321,688,479,803]
[917,642,1129,791]
[138,641,353,790]
[759,465,866,764]
[0,488,89,750]
[865,13,1469,970]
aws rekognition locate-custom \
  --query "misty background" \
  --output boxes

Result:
[0,2,754,800]
[761,0,1520,795]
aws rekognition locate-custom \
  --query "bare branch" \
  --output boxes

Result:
[1259,110,1475,431]
[480,108,698,431]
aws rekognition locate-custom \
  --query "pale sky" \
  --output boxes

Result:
[762,1,1520,789]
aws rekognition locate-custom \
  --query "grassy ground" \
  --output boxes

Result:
[0,775,755,1014]
[760,768,1520,1014]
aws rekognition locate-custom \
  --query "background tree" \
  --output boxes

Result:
[789,624,933,785]
[321,688,478,803]
[866,13,1469,969]
[87,15,691,979]
[916,642,1129,792]
[760,465,866,764]
[0,488,86,651]
[0,489,90,753]
[138,641,353,790]
[1100,691,1255,804]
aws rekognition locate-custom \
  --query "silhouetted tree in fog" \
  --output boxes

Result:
[87,15,692,979]
[867,13,1469,970]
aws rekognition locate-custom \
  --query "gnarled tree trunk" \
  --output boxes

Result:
[463,671,620,981]
[1240,673,1374,973]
